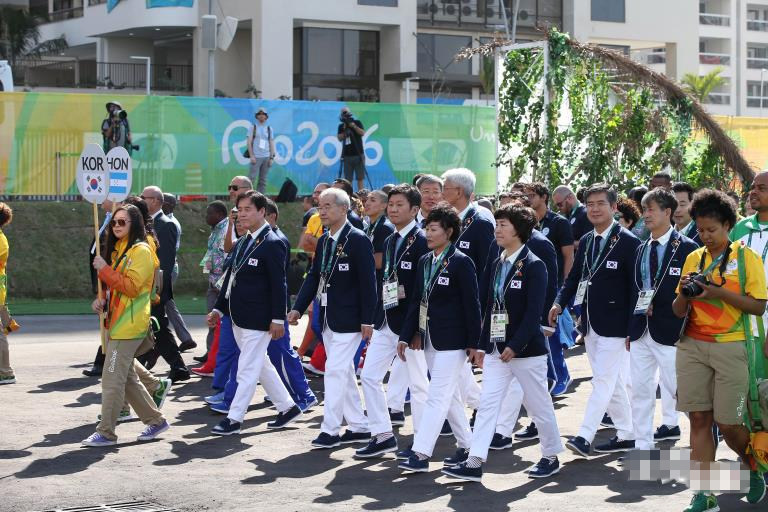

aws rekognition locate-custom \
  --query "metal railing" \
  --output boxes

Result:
[11,59,192,91]
[699,52,731,65]
[417,0,562,30]
[747,19,768,31]
[630,48,666,66]
[699,13,730,26]
[47,6,84,22]
[747,56,768,69]
[704,92,731,105]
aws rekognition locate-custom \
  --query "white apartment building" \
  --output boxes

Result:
[13,0,767,114]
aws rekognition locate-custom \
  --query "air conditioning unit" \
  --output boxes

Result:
[0,61,13,92]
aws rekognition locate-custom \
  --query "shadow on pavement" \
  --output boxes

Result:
[32,422,96,448]
[153,437,253,466]
[0,449,32,459]
[28,377,95,395]
[64,391,101,408]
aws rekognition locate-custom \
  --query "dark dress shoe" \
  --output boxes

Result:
[169,367,191,383]
[193,353,208,364]
[178,340,197,352]
[82,366,103,377]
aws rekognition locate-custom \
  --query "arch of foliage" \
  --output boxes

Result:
[459,29,754,192]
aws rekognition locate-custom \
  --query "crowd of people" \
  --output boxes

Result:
[4,164,768,512]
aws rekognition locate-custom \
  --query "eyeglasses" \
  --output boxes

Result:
[111,218,130,227]
[228,185,240,191]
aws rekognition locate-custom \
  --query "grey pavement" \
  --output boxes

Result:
[0,316,756,511]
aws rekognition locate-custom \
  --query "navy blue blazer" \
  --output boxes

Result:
[484,229,557,327]
[456,206,495,275]
[153,212,178,303]
[348,210,365,230]
[274,226,292,309]
[569,204,592,243]
[399,245,481,351]
[557,223,641,338]
[479,246,548,357]
[367,216,396,283]
[373,224,429,335]
[628,230,698,345]
[214,225,287,331]
[293,223,377,333]
[679,222,702,247]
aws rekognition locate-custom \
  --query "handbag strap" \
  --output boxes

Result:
[738,246,765,431]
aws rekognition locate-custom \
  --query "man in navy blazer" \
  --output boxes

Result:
[628,188,698,450]
[208,191,302,436]
[289,187,377,449]
[441,168,495,417]
[356,184,431,458]
[673,182,702,247]
[549,183,641,457]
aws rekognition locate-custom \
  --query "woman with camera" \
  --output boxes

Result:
[82,204,170,447]
[672,189,767,510]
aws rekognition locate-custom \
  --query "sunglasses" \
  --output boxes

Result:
[228,185,240,191]
[111,218,130,227]
[140,195,161,201]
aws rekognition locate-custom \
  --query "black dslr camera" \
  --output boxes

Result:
[680,273,710,297]
[340,110,356,124]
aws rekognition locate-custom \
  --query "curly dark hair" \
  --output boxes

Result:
[0,202,13,227]
[690,189,737,230]
[425,202,461,243]
[616,197,641,229]
[494,204,537,243]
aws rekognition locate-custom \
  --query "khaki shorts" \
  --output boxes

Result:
[675,335,748,425]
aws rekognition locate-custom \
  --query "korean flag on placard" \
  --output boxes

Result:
[76,144,109,204]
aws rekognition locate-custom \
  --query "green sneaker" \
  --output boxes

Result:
[684,493,719,512]
[747,470,766,504]
[0,375,16,385]
[152,377,172,409]
[98,409,134,423]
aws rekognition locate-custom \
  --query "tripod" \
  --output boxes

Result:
[338,155,373,190]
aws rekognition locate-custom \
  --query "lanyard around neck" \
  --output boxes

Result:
[423,245,451,300]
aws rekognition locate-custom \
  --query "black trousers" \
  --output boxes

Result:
[137,302,186,371]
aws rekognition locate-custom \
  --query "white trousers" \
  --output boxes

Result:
[631,332,678,450]
[321,327,369,436]
[578,331,633,443]
[360,324,429,436]
[412,346,472,457]
[386,356,409,413]
[495,378,525,438]
[228,325,295,424]
[470,354,563,461]
[459,361,482,410]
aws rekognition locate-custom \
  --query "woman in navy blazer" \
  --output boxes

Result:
[442,205,564,483]
[397,203,481,473]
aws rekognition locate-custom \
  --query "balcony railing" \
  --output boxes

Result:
[699,13,730,26]
[630,48,666,66]
[11,59,192,92]
[699,52,731,65]
[747,19,768,31]
[47,6,83,22]
[747,56,768,69]
[704,92,731,105]
[417,0,562,31]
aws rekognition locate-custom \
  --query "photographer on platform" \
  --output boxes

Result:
[101,101,132,153]
[337,107,366,192]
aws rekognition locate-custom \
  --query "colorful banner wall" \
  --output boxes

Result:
[0,92,498,197]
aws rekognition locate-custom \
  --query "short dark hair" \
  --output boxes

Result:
[641,187,678,215]
[412,173,425,186]
[123,195,155,241]
[236,190,268,210]
[494,204,537,243]
[333,178,354,197]
[0,202,12,227]
[387,184,422,209]
[672,182,695,201]
[265,198,279,218]
[207,200,228,217]
[628,186,648,205]
[690,189,737,229]
[652,170,672,182]
[616,197,641,229]
[511,182,527,191]
[498,191,514,200]
[526,182,550,202]
[585,183,618,205]
[425,202,461,243]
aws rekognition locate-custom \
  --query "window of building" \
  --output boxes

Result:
[358,0,398,5]
[591,0,625,23]
[294,28,380,102]
[417,34,472,76]
[747,80,768,107]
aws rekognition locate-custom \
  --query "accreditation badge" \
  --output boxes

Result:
[418,300,428,335]
[316,276,326,304]
[490,310,508,344]
[574,279,588,306]
[634,289,654,315]
[383,280,399,310]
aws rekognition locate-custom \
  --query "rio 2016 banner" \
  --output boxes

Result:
[0,92,498,197]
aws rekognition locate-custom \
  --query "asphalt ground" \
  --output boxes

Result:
[0,315,758,512]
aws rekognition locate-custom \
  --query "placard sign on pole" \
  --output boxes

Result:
[76,143,110,347]
[106,146,132,203]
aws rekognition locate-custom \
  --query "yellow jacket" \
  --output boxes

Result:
[97,238,157,340]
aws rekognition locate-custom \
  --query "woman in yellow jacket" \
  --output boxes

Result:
[82,204,170,447]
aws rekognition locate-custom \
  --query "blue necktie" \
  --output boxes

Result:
[497,260,512,297]
[393,233,403,256]
[649,240,659,284]
[592,235,603,265]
